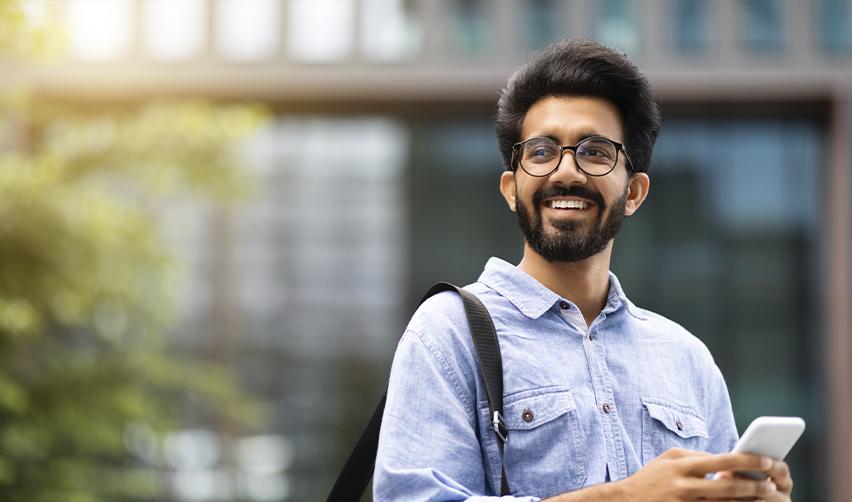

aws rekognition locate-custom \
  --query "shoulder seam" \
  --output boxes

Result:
[407,328,477,427]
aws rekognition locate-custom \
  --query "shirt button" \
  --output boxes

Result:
[559,301,570,310]
[676,420,684,431]
[602,403,611,413]
[522,409,534,422]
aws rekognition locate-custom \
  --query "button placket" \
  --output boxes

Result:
[584,332,628,480]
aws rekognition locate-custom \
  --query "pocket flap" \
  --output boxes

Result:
[502,387,577,431]
[641,398,708,439]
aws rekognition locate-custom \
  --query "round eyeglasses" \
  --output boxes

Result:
[511,136,633,177]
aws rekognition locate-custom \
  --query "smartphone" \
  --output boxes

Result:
[730,416,806,480]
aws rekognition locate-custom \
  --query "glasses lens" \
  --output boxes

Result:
[520,137,560,175]
[576,137,618,175]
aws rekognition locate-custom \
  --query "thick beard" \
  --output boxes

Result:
[515,184,629,263]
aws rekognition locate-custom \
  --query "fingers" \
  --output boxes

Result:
[680,477,778,500]
[660,447,713,460]
[767,460,793,494]
[683,452,773,476]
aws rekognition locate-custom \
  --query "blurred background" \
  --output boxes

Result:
[0,0,849,501]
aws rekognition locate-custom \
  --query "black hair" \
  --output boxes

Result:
[496,39,661,174]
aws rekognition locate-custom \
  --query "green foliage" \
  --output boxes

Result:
[0,2,270,498]
[0,0,63,60]
[0,96,268,500]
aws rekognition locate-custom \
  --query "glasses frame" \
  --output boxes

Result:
[510,135,634,177]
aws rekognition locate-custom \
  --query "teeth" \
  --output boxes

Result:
[550,199,589,209]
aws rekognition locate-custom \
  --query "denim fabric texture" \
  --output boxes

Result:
[374,257,738,501]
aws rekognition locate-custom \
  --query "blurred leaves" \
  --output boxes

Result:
[0,2,270,499]
[0,42,269,502]
[0,0,63,60]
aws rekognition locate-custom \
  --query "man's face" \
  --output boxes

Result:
[500,96,648,263]
[514,178,628,263]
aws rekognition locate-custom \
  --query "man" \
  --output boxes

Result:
[373,39,794,501]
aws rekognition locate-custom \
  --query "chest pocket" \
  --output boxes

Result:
[479,387,586,498]
[640,397,708,464]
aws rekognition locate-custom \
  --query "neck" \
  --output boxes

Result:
[517,242,613,326]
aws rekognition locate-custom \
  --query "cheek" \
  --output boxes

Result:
[515,179,541,204]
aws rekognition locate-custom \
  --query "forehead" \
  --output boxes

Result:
[520,96,624,144]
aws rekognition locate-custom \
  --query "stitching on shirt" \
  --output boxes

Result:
[408,329,477,427]
[482,272,553,319]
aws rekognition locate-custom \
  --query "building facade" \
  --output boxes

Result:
[3,1,850,500]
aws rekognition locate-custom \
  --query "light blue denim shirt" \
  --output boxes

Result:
[374,257,738,501]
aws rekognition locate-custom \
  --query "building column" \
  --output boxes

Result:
[826,85,852,502]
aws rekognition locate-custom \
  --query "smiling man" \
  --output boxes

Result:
[373,39,794,501]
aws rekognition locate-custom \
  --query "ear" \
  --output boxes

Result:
[500,170,518,212]
[624,172,650,216]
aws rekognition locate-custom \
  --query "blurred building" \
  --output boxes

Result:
[3,0,850,500]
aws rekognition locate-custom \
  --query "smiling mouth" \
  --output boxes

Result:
[543,198,595,211]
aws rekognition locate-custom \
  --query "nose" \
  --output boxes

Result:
[549,149,588,184]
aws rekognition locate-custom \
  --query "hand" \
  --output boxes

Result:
[715,459,793,502]
[616,448,781,501]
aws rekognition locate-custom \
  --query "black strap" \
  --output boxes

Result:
[422,283,510,496]
[327,283,510,501]
[327,392,386,500]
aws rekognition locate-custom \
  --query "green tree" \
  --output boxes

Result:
[0,1,267,500]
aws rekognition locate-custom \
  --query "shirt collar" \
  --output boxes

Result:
[477,257,647,320]
[605,271,648,320]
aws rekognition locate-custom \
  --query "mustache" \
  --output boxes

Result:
[532,184,605,208]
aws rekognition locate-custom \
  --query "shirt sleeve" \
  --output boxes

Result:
[704,363,739,454]
[373,328,540,502]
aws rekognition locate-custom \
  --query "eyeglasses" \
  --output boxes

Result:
[511,136,633,177]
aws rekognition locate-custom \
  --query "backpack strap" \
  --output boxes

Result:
[422,283,510,496]
[327,283,510,501]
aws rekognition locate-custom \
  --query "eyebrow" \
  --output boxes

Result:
[530,130,618,143]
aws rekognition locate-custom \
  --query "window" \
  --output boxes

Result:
[142,0,206,62]
[287,0,354,62]
[671,0,712,54]
[68,0,133,61]
[817,0,852,53]
[215,0,281,62]
[449,0,490,55]
[739,0,786,53]
[524,0,562,50]
[361,0,422,61]
[595,0,640,54]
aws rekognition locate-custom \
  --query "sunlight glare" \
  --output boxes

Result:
[68,0,133,61]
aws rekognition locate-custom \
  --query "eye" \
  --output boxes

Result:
[530,146,554,157]
[577,139,616,162]
[584,148,608,157]
[522,139,559,162]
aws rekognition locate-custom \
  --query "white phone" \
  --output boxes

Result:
[729,416,806,480]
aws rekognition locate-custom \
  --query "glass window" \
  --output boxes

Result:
[739,0,786,53]
[215,0,281,62]
[523,0,562,50]
[409,119,518,293]
[142,0,206,62]
[361,0,422,61]
[168,116,408,499]
[288,0,354,62]
[671,0,711,54]
[817,0,852,53]
[595,0,640,53]
[449,0,491,55]
[222,117,407,353]
[68,0,133,61]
